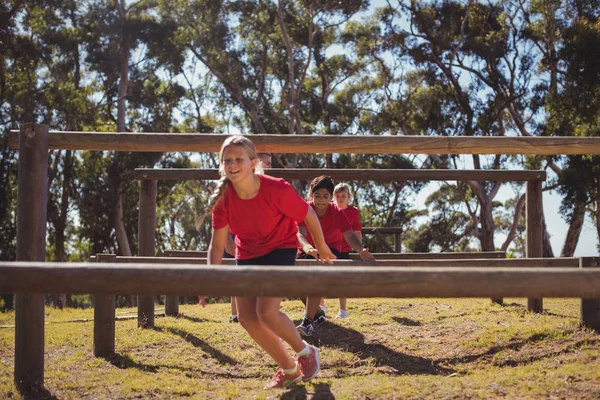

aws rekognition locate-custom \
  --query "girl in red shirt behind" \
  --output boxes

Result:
[333,182,363,319]
[200,135,336,389]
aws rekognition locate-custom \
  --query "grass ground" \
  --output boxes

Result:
[1,297,599,399]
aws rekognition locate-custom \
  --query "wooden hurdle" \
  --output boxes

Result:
[162,250,507,259]
[7,126,600,392]
[137,167,544,316]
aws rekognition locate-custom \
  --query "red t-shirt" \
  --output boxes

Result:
[212,174,308,260]
[298,202,352,252]
[340,206,362,252]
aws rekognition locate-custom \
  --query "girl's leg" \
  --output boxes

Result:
[236,296,296,370]
[256,297,305,353]
[339,297,347,311]
[230,297,238,315]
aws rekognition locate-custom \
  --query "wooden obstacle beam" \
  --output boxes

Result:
[162,250,507,260]
[134,168,546,182]
[8,130,600,155]
[89,256,583,268]
[3,260,599,391]
[2,261,599,299]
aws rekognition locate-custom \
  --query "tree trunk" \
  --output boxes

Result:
[479,196,495,251]
[113,182,131,256]
[595,199,600,253]
[561,198,586,257]
[542,216,555,258]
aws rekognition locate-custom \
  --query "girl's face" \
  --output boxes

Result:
[311,188,332,212]
[334,190,349,209]
[221,145,257,183]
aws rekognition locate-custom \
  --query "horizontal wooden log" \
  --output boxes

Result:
[2,262,598,298]
[161,250,507,259]
[362,227,403,234]
[8,131,600,155]
[134,168,546,182]
[106,256,579,268]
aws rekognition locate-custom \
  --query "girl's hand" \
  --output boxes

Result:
[198,296,209,307]
[316,245,337,264]
[358,248,374,261]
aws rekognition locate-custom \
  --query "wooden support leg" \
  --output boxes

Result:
[581,257,600,332]
[15,124,48,392]
[138,180,157,328]
[94,254,116,357]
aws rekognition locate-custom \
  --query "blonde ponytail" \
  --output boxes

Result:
[195,176,230,229]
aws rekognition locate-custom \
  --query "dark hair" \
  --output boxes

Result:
[309,175,335,195]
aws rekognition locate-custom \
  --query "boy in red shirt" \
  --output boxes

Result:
[296,176,374,336]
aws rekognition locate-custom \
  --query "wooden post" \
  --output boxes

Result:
[394,232,402,253]
[526,180,543,313]
[580,257,600,332]
[138,180,157,328]
[15,124,48,392]
[94,254,116,357]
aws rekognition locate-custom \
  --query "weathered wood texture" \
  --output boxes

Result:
[138,180,157,328]
[580,257,600,331]
[8,131,600,155]
[527,180,544,313]
[103,256,581,268]
[15,124,48,392]
[134,168,546,182]
[93,254,116,357]
[2,262,600,298]
[161,250,507,259]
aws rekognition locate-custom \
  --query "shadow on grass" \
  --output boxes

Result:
[176,314,210,323]
[103,353,160,372]
[282,382,334,400]
[18,386,58,400]
[307,321,454,376]
[154,326,238,366]
[392,316,421,326]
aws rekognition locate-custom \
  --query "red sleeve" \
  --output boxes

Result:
[211,197,228,229]
[275,180,309,222]
[337,208,352,232]
[351,207,362,231]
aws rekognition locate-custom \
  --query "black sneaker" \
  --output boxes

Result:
[297,317,314,337]
[228,315,239,323]
[313,310,326,329]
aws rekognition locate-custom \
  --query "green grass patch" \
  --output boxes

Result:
[1,298,599,399]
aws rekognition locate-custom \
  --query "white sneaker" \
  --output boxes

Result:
[336,309,348,319]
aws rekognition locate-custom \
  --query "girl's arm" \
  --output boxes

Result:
[343,229,374,260]
[304,207,336,264]
[200,226,229,306]
[297,226,319,259]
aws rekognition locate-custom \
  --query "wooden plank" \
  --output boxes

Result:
[138,180,157,328]
[14,124,48,392]
[8,131,600,155]
[94,254,116,357]
[134,168,546,182]
[161,250,508,259]
[580,257,600,332]
[2,262,599,298]
[109,256,580,268]
[527,180,544,313]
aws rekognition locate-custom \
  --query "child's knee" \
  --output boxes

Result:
[256,308,279,325]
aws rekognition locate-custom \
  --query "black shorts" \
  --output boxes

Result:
[236,248,297,266]
[339,251,350,260]
[297,248,342,259]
